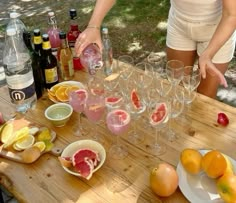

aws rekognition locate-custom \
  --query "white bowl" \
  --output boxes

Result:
[45,103,73,127]
[61,140,106,178]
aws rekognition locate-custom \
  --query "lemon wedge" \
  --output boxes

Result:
[33,141,46,152]
[15,134,35,150]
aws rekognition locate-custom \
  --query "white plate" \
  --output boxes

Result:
[177,149,236,203]
[61,140,106,178]
[49,81,85,103]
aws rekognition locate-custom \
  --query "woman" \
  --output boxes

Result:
[75,0,236,98]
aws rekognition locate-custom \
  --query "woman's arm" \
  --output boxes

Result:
[199,0,236,87]
[75,0,116,56]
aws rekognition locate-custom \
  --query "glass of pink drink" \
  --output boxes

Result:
[84,93,105,143]
[69,89,88,137]
[106,109,130,159]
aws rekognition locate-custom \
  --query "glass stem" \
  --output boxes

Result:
[116,134,120,146]
[155,127,160,147]
[94,123,98,140]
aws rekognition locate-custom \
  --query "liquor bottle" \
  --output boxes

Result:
[3,28,37,113]
[6,11,26,39]
[32,29,45,98]
[102,27,113,76]
[67,9,83,70]
[41,33,59,89]
[58,31,74,81]
[47,11,60,58]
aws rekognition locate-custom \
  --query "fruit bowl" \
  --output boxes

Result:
[60,140,106,179]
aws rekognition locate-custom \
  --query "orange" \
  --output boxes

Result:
[55,86,69,102]
[217,173,236,203]
[180,148,202,175]
[150,163,178,197]
[201,150,227,179]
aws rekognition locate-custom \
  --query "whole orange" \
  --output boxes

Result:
[180,148,202,175]
[150,163,179,197]
[201,150,227,178]
[217,173,236,203]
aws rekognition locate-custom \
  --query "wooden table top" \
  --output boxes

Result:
[0,70,236,203]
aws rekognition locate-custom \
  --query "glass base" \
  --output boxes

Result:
[128,130,145,145]
[146,142,166,156]
[109,144,128,160]
[72,125,89,137]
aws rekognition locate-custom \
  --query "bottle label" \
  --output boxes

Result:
[8,82,36,104]
[34,36,42,45]
[43,41,51,50]
[61,60,74,79]
[45,67,58,84]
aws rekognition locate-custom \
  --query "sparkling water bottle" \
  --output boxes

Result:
[3,28,37,113]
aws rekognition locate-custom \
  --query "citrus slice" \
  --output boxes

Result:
[113,109,130,124]
[65,85,80,96]
[1,123,14,143]
[15,134,35,150]
[33,141,46,152]
[37,128,52,141]
[75,89,88,100]
[55,86,69,102]
[150,102,167,126]
[105,96,122,105]
[131,89,141,109]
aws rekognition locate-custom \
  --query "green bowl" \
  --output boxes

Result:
[45,103,73,127]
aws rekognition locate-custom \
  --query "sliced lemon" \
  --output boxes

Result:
[15,134,35,150]
[33,141,46,152]
[37,128,52,141]
[13,143,23,151]
[1,123,14,143]
[14,127,30,142]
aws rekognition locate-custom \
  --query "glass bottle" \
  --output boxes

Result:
[3,28,37,113]
[58,31,74,81]
[32,29,45,98]
[102,27,113,76]
[47,11,60,58]
[6,11,26,39]
[67,8,83,70]
[41,33,59,89]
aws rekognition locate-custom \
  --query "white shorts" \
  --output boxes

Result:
[166,7,236,64]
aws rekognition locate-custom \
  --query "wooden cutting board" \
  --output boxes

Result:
[0,118,62,164]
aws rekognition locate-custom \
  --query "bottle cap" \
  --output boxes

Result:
[59,31,66,39]
[48,11,55,17]
[69,9,77,19]
[6,28,17,36]
[42,33,49,41]
[9,12,20,19]
[102,27,108,34]
[33,29,41,36]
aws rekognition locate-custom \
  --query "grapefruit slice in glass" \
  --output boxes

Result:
[150,102,167,126]
[131,89,141,109]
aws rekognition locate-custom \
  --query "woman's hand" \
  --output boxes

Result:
[75,28,102,57]
[198,53,228,88]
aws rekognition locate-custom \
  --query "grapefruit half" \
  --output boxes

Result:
[131,89,141,109]
[150,102,167,126]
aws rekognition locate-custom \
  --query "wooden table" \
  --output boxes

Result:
[0,70,236,203]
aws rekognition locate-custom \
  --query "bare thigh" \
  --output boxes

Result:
[166,47,197,66]
[197,63,229,99]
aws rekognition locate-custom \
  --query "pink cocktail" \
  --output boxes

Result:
[84,93,105,143]
[69,89,88,137]
[106,109,130,159]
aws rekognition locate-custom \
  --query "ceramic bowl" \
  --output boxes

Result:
[61,140,106,178]
[44,103,73,127]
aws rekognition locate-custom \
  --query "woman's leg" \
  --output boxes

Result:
[166,47,197,66]
[197,63,229,98]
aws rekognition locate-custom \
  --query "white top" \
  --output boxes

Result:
[170,0,222,22]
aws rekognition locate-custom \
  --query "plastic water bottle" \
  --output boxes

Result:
[6,11,26,39]
[3,28,37,113]
[102,27,113,76]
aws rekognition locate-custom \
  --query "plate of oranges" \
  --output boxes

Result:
[48,81,85,103]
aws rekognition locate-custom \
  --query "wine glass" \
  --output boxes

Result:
[106,109,131,159]
[166,87,184,141]
[166,60,184,87]
[87,76,105,96]
[103,63,120,92]
[147,52,166,78]
[126,88,146,144]
[147,99,170,155]
[182,65,201,120]
[84,93,106,143]
[118,55,134,80]
[69,89,88,137]
[105,88,124,111]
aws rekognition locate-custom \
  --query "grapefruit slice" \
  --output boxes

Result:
[113,109,130,124]
[131,89,141,109]
[105,96,122,105]
[74,158,94,180]
[58,156,72,168]
[72,148,100,166]
[150,102,167,126]
[74,89,88,101]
